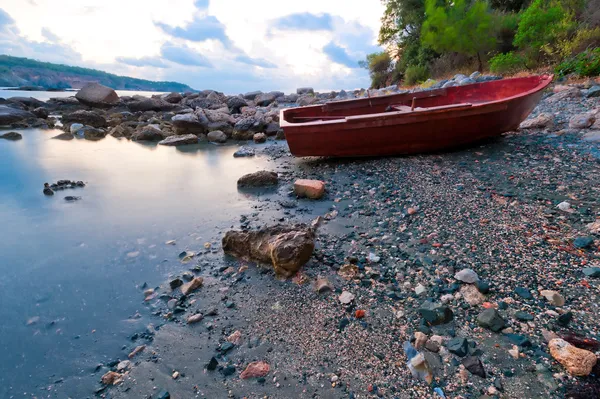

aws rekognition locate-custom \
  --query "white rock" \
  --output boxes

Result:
[556,201,573,212]
[454,268,479,283]
[70,123,84,134]
[415,284,427,295]
[338,291,355,304]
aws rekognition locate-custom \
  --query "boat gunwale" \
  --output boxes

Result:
[280,74,553,129]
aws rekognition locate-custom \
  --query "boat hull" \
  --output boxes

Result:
[281,75,552,157]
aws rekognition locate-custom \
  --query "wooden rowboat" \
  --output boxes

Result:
[280,74,553,157]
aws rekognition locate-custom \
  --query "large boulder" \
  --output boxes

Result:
[171,113,208,135]
[8,97,45,108]
[128,96,178,112]
[297,87,314,95]
[163,92,183,104]
[81,127,107,141]
[0,132,23,140]
[158,134,198,146]
[232,116,267,140]
[75,83,119,108]
[244,91,262,101]
[255,92,277,106]
[62,110,107,128]
[297,95,317,107]
[0,105,35,126]
[33,107,49,119]
[227,96,248,114]
[207,130,228,143]
[222,224,315,277]
[207,121,233,136]
[203,109,235,124]
[108,124,134,139]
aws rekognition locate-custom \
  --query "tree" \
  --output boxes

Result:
[359,52,393,88]
[421,0,497,71]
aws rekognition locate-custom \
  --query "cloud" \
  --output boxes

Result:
[116,56,168,68]
[0,8,15,27]
[194,0,209,9]
[41,27,60,43]
[155,15,233,48]
[160,43,212,67]
[271,12,333,31]
[323,42,360,68]
[234,55,276,69]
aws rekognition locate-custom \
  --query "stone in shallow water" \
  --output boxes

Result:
[158,134,198,146]
[0,131,22,140]
[233,146,255,157]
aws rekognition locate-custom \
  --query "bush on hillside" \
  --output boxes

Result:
[489,52,526,73]
[404,65,430,85]
[555,47,600,77]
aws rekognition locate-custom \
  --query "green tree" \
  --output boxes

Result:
[421,0,497,71]
[359,51,393,88]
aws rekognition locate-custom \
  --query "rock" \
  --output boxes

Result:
[403,341,434,384]
[82,127,107,141]
[101,371,123,385]
[460,284,485,305]
[459,78,476,86]
[547,87,582,103]
[233,146,255,157]
[32,107,49,119]
[237,171,278,187]
[0,131,22,140]
[116,360,131,372]
[477,308,506,332]
[181,277,203,295]
[222,224,315,277]
[574,236,595,249]
[240,361,270,379]
[227,96,247,114]
[569,113,595,129]
[158,134,198,146]
[70,123,84,134]
[187,313,204,324]
[508,345,520,359]
[128,344,146,359]
[556,201,574,212]
[0,105,35,125]
[587,219,600,234]
[52,132,74,140]
[548,338,597,376]
[206,357,219,371]
[43,187,54,196]
[414,332,428,349]
[63,110,107,128]
[339,291,355,304]
[469,71,481,79]
[202,109,234,124]
[415,284,427,295]
[418,301,453,325]
[171,113,207,135]
[558,312,573,326]
[108,125,133,138]
[232,117,266,140]
[582,267,600,277]
[540,290,565,306]
[515,311,534,321]
[275,129,286,140]
[314,277,333,293]
[448,337,469,357]
[254,92,277,106]
[132,126,166,141]
[297,87,314,95]
[462,356,486,378]
[253,132,267,143]
[163,92,183,104]
[294,179,325,199]
[297,94,317,107]
[515,287,533,299]
[75,83,119,107]
[587,86,600,98]
[519,113,554,129]
[207,130,228,143]
[455,268,479,283]
[475,280,490,294]
[128,97,177,112]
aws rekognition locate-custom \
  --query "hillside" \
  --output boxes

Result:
[0,55,194,92]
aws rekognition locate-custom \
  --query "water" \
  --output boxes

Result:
[0,127,271,397]
[0,88,167,102]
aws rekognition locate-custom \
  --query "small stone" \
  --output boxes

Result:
[514,287,533,299]
[415,284,427,295]
[339,291,355,304]
[548,338,597,376]
[0,131,22,140]
[475,280,490,294]
[222,365,236,376]
[338,317,350,331]
[240,361,270,379]
[253,132,267,143]
[43,187,54,196]
[220,342,234,353]
[314,277,333,293]
[181,277,203,295]
[454,268,479,283]
[237,170,279,187]
[206,357,218,371]
[187,313,204,324]
[540,290,565,306]
[294,179,325,199]
[233,146,255,157]
[574,236,595,249]
[515,311,534,321]
[447,337,469,357]
[414,332,428,349]
[519,113,554,129]
[582,267,600,277]
[171,371,179,379]
[101,371,122,385]
[227,330,242,345]
[169,278,183,290]
[568,112,595,129]
[156,391,170,399]
[460,284,485,305]
[508,345,519,359]
[477,308,506,332]
[418,301,453,325]
[116,360,131,371]
[128,345,146,359]
[462,356,486,378]
[556,201,573,212]
[557,312,573,326]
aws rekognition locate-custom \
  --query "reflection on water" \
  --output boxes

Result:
[0,128,269,397]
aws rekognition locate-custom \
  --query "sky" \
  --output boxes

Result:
[0,0,384,93]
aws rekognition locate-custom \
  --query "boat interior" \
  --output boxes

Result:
[282,75,551,124]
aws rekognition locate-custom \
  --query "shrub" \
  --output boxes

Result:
[404,65,430,85]
[555,47,600,77]
[489,52,526,73]
[360,52,393,88]
[556,27,600,57]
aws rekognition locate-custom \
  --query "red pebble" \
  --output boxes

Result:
[355,310,366,319]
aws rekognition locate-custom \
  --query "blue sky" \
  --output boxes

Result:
[0,0,383,93]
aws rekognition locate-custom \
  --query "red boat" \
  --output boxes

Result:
[280,74,553,157]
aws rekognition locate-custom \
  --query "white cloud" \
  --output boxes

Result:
[0,0,384,93]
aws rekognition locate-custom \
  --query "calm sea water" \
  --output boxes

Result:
[0,88,167,102]
[0,122,273,397]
